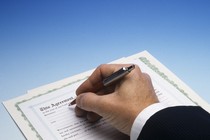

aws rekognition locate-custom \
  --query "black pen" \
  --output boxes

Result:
[69,64,135,106]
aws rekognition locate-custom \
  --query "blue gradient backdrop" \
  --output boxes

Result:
[1,0,210,139]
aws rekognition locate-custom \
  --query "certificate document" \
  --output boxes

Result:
[18,81,128,140]
[3,51,210,140]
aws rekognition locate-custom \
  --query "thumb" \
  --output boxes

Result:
[76,92,107,114]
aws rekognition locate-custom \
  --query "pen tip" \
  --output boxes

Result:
[69,99,76,106]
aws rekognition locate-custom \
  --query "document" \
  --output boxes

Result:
[18,81,127,140]
[3,51,210,140]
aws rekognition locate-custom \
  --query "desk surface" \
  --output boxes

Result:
[1,1,210,139]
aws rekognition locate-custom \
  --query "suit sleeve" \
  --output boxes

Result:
[138,106,210,140]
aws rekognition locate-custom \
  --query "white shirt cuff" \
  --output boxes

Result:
[130,103,168,140]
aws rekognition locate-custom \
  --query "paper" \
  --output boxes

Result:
[3,51,210,140]
[18,81,127,140]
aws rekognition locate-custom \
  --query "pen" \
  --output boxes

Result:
[69,64,135,106]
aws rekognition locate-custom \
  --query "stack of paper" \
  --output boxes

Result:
[3,51,210,140]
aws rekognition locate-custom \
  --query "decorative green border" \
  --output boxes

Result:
[15,57,198,139]
[139,57,197,105]
[15,77,88,140]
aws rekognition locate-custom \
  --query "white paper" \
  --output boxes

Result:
[14,59,195,140]
[3,51,210,140]
[18,81,127,140]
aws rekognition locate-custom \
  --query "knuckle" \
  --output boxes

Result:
[97,64,107,70]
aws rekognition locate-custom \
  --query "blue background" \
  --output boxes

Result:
[0,0,210,139]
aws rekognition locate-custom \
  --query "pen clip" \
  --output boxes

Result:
[103,64,135,86]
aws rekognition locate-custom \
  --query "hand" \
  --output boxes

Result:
[74,64,158,135]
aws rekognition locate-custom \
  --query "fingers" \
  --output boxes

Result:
[76,64,116,95]
[75,92,110,122]
[75,106,86,117]
[76,92,103,112]
[87,112,102,122]
[76,64,136,95]
[75,106,102,122]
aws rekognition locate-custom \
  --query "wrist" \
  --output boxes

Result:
[130,103,168,140]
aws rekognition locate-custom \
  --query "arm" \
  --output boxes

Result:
[138,106,210,139]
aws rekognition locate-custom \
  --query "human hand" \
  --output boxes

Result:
[74,64,158,135]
